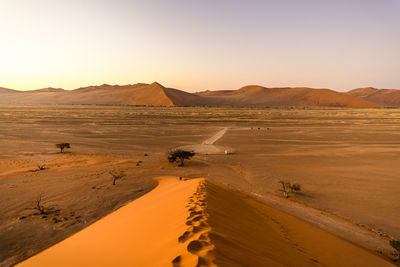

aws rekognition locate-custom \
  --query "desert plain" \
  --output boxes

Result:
[1,105,399,266]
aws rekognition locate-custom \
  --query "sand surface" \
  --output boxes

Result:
[18,177,204,267]
[1,106,399,266]
[19,177,394,267]
[178,127,233,155]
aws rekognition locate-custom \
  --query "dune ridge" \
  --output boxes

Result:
[0,82,386,108]
[18,177,394,267]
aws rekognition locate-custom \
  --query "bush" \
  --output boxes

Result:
[56,143,70,153]
[390,240,400,252]
[168,149,195,167]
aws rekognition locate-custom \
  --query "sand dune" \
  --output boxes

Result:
[18,177,204,267]
[347,87,400,107]
[18,177,393,267]
[0,82,383,108]
[195,85,382,107]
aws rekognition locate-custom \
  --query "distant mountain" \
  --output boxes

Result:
[347,87,400,107]
[0,82,383,108]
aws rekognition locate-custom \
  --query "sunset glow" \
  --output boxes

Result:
[1,0,399,91]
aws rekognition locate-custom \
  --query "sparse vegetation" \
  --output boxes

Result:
[33,194,46,215]
[37,164,46,171]
[109,170,126,185]
[278,180,301,198]
[168,149,195,167]
[390,240,400,253]
[56,143,70,153]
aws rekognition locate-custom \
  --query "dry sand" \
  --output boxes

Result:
[178,127,234,155]
[18,177,394,267]
[1,106,399,266]
[18,177,204,267]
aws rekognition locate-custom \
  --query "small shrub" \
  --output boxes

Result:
[390,240,400,252]
[56,143,70,153]
[290,183,301,192]
[37,164,46,171]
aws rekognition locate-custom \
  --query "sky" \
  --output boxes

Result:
[0,0,399,92]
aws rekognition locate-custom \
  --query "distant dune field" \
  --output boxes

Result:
[2,82,397,107]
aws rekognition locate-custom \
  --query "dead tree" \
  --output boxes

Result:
[37,164,46,171]
[33,194,46,214]
[110,171,126,185]
[278,180,301,198]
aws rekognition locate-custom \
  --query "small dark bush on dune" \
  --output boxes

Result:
[390,240,400,252]
[168,149,195,167]
[56,143,70,153]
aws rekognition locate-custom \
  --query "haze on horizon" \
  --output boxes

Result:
[0,0,399,92]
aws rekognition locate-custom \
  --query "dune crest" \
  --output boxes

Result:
[18,177,206,267]
[18,177,394,267]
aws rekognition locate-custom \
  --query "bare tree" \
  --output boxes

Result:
[33,194,46,214]
[109,171,126,185]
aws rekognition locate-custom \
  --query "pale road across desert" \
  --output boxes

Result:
[16,127,396,266]
[178,127,233,155]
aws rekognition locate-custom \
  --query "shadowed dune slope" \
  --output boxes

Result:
[347,87,400,107]
[204,180,393,267]
[0,83,383,107]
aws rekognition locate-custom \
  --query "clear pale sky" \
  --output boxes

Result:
[1,0,399,92]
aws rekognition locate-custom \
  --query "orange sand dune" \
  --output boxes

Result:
[18,178,393,267]
[18,177,203,267]
[0,82,383,107]
[347,87,400,107]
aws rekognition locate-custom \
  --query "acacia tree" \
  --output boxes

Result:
[56,143,70,153]
[168,149,195,167]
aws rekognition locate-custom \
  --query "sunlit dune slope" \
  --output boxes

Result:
[18,177,204,267]
[347,87,400,107]
[19,177,393,267]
